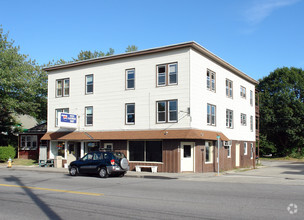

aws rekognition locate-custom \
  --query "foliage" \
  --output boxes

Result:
[72,48,115,61]
[0,26,47,146]
[125,45,138,52]
[258,67,304,157]
[0,146,16,161]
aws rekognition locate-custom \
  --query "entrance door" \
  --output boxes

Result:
[181,142,194,172]
[235,144,240,167]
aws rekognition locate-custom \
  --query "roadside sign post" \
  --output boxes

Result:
[217,135,220,176]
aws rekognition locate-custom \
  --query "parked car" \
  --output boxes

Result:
[68,151,129,178]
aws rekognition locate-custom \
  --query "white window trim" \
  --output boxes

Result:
[226,79,233,98]
[125,103,135,125]
[207,104,216,126]
[126,69,135,90]
[240,86,246,99]
[56,78,70,97]
[85,74,94,94]
[156,62,178,87]
[85,106,93,126]
[226,109,233,128]
[244,142,248,155]
[227,145,231,158]
[207,69,216,92]
[241,113,247,126]
[168,63,178,85]
[156,100,178,123]
[205,141,214,164]
[168,100,178,123]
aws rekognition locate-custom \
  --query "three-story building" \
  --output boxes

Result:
[42,42,258,172]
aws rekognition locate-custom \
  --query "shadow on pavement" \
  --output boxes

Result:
[4,176,62,220]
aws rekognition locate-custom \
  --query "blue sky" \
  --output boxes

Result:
[1,0,303,80]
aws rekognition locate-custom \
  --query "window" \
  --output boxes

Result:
[244,142,248,155]
[55,108,69,127]
[129,141,162,162]
[240,86,246,98]
[126,69,135,89]
[226,109,233,128]
[250,116,253,131]
[250,90,253,105]
[20,135,37,150]
[86,142,100,152]
[226,79,233,98]
[207,104,216,126]
[85,106,93,126]
[86,74,93,94]
[157,100,178,123]
[241,113,247,126]
[207,70,216,92]
[157,63,178,86]
[126,103,135,124]
[56,78,69,97]
[227,145,231,158]
[205,141,214,163]
[250,143,254,159]
[101,143,113,152]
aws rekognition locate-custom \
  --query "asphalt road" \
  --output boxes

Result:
[0,164,303,220]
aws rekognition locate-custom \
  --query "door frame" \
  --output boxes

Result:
[180,142,195,172]
[235,143,240,167]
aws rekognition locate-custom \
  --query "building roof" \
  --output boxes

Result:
[41,129,229,141]
[20,122,47,134]
[43,41,258,85]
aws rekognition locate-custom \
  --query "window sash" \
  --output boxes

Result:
[126,103,135,124]
[250,90,253,105]
[207,104,216,125]
[207,70,215,91]
[85,106,93,125]
[129,141,162,162]
[226,79,233,98]
[55,108,69,126]
[240,86,246,98]
[56,79,69,97]
[157,65,166,86]
[227,145,231,158]
[226,109,233,128]
[126,69,135,89]
[86,75,93,94]
[241,113,247,126]
[64,79,69,96]
[250,116,253,131]
[20,135,37,150]
[168,100,177,122]
[157,101,166,123]
[244,142,248,155]
[168,63,177,85]
[157,100,178,123]
[157,63,178,86]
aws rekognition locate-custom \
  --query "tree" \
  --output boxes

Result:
[72,48,115,61]
[125,45,138,52]
[0,27,47,146]
[258,67,304,157]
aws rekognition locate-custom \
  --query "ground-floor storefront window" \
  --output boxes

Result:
[129,141,162,162]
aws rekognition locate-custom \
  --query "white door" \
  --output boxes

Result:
[181,142,194,172]
[236,144,240,167]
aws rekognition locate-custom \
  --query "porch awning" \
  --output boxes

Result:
[41,129,230,141]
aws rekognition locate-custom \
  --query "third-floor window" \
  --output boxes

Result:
[157,63,178,86]
[85,74,93,94]
[126,69,135,90]
[207,70,216,92]
[56,78,69,97]
[226,79,233,98]
[240,86,246,99]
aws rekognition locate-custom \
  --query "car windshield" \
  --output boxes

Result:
[113,152,126,159]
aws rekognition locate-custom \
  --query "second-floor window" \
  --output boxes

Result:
[85,106,93,126]
[207,70,216,92]
[240,86,246,99]
[126,103,135,124]
[250,115,253,131]
[157,100,178,123]
[56,78,69,97]
[226,79,233,98]
[126,69,135,89]
[226,109,233,128]
[241,113,247,126]
[55,108,69,127]
[86,74,93,94]
[250,90,253,105]
[207,104,216,126]
[157,63,178,86]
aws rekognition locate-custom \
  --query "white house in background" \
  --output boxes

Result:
[41,41,259,173]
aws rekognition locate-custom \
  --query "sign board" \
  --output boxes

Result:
[58,112,78,128]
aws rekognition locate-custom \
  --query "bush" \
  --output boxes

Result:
[0,146,16,162]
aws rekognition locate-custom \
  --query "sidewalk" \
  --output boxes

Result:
[0,164,220,180]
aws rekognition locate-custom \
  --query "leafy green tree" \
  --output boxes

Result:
[125,45,138,52]
[72,48,115,61]
[0,27,47,146]
[258,67,304,157]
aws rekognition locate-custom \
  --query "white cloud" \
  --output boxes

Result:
[244,0,300,24]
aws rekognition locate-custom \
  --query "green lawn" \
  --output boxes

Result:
[260,157,304,162]
[11,158,37,166]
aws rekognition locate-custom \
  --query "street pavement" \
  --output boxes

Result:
[0,160,303,219]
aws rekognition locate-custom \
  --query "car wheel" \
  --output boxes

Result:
[99,167,108,178]
[69,166,78,176]
[119,172,125,177]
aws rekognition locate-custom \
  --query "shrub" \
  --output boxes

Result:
[0,146,16,162]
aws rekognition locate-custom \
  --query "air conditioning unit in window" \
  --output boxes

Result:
[224,141,232,146]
